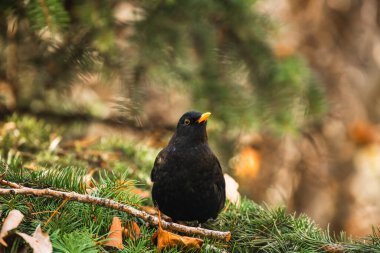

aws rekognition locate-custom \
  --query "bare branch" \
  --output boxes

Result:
[0,179,21,188]
[0,180,231,241]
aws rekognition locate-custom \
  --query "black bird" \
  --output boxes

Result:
[151,111,226,223]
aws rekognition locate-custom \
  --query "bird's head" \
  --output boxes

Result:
[171,111,211,145]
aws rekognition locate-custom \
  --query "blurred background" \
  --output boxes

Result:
[1,0,380,237]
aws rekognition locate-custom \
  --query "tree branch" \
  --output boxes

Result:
[0,180,231,241]
[0,179,21,188]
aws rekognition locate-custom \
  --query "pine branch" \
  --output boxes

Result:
[0,179,231,242]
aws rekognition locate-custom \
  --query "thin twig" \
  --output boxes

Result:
[45,198,69,226]
[0,180,231,241]
[0,179,21,188]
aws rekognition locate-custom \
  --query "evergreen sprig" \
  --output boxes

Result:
[209,200,380,252]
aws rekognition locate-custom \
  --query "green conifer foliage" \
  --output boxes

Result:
[133,0,326,130]
[0,0,325,132]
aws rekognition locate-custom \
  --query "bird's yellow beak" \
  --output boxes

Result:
[197,112,211,123]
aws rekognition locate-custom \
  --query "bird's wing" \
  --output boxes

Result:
[150,148,169,182]
[213,158,226,212]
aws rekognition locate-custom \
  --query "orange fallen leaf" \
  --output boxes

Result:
[17,225,52,253]
[104,217,124,249]
[123,221,141,240]
[152,211,203,252]
[152,228,204,252]
[0,209,24,246]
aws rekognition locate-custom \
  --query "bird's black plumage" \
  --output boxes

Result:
[151,111,226,223]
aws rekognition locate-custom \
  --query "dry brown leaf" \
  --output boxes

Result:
[0,209,24,246]
[152,228,203,252]
[16,225,52,253]
[104,217,124,249]
[123,221,141,240]
[152,211,203,252]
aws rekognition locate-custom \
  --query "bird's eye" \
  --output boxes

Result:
[184,119,191,125]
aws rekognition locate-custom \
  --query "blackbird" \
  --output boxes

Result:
[151,111,226,223]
